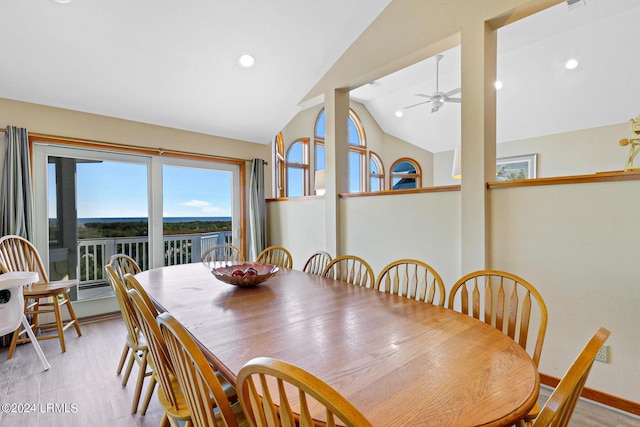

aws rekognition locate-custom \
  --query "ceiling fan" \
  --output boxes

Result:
[405,54,461,113]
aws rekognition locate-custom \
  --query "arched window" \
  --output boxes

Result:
[369,152,384,191]
[286,138,309,197]
[314,108,366,193]
[390,158,421,190]
[274,133,285,198]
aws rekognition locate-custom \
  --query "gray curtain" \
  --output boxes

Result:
[0,126,34,240]
[248,158,266,261]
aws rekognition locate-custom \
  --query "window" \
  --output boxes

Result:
[369,152,384,191]
[33,143,241,302]
[274,133,285,198]
[390,158,422,190]
[286,138,309,197]
[314,108,366,193]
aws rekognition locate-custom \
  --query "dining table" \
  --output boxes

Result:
[135,262,539,427]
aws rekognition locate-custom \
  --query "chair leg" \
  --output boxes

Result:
[159,412,170,427]
[62,291,82,337]
[117,342,130,375]
[140,374,157,415]
[21,315,51,370]
[52,295,67,353]
[6,325,21,360]
[122,349,136,386]
[131,351,148,414]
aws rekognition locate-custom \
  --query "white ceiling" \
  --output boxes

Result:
[0,0,391,144]
[1,0,639,153]
[351,0,640,152]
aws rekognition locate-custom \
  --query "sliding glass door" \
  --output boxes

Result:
[33,144,240,302]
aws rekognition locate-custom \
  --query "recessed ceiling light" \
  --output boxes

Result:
[395,110,404,118]
[494,80,503,90]
[238,54,256,68]
[52,0,72,3]
[565,59,579,70]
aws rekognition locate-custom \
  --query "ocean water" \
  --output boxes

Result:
[74,217,231,224]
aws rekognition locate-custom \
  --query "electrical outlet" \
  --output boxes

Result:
[595,345,609,363]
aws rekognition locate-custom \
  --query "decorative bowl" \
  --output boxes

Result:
[211,263,279,288]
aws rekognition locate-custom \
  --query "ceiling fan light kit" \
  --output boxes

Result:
[404,54,461,113]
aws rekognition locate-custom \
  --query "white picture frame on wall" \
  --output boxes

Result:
[496,154,537,181]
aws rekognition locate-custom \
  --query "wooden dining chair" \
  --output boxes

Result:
[449,270,548,425]
[375,259,446,306]
[105,264,156,414]
[237,356,374,427]
[448,270,548,368]
[0,235,82,357]
[256,245,293,269]
[322,255,375,288]
[200,244,244,263]
[106,253,142,282]
[302,251,332,276]
[127,287,192,425]
[526,327,611,427]
[157,311,248,427]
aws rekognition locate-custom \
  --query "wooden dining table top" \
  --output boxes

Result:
[136,262,539,427]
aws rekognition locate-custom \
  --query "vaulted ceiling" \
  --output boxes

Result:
[1,0,638,154]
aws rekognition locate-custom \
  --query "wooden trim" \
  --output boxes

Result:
[340,185,460,198]
[26,132,264,165]
[266,185,461,202]
[487,170,640,189]
[266,195,325,203]
[78,311,122,325]
[540,373,640,417]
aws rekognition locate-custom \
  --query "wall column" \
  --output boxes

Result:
[459,20,497,273]
[323,89,350,256]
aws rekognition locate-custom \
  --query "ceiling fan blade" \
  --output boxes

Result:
[415,94,434,99]
[445,98,461,103]
[444,87,461,97]
[404,100,431,109]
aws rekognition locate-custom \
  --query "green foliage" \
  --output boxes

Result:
[78,220,231,239]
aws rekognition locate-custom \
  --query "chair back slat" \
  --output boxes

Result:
[257,246,293,269]
[158,312,240,427]
[449,270,548,367]
[0,235,49,282]
[303,251,332,276]
[237,357,374,427]
[200,244,244,263]
[127,287,181,409]
[322,255,375,288]
[375,259,446,306]
[107,254,141,284]
[105,264,143,347]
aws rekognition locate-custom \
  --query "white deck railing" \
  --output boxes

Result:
[77,231,231,287]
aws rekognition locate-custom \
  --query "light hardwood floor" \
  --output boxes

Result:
[0,316,638,426]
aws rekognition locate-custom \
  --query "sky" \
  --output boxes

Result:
[48,160,232,219]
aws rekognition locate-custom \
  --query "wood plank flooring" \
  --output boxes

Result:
[0,316,638,426]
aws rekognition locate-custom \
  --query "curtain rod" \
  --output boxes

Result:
[0,127,268,165]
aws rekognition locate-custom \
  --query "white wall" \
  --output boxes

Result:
[340,191,460,285]
[266,197,326,270]
[489,179,640,402]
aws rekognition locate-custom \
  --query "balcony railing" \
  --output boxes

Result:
[77,231,232,288]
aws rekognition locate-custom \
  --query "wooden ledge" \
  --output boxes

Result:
[488,170,640,189]
[266,186,461,202]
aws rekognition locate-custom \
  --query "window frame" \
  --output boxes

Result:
[390,157,422,190]
[369,151,385,192]
[285,138,310,197]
